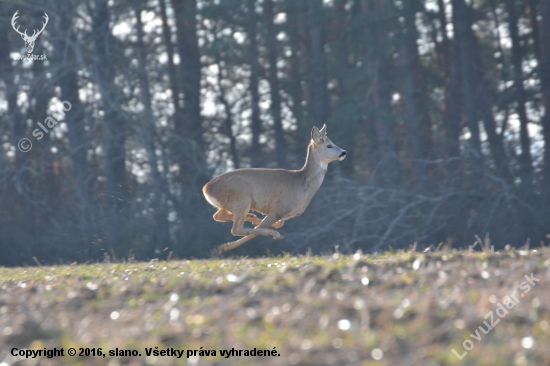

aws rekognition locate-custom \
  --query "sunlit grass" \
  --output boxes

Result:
[1,248,549,365]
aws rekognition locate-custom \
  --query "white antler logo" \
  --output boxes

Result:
[11,11,49,54]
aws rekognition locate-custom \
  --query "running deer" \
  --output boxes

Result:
[203,124,346,255]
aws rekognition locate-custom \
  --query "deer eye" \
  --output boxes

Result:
[327,144,333,149]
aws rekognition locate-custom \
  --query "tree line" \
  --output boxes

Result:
[0,0,549,266]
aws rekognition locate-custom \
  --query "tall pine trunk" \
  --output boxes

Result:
[307,0,330,127]
[399,0,432,191]
[93,0,130,258]
[452,0,482,168]
[506,0,534,187]
[246,0,263,167]
[539,2,550,201]
[174,0,204,150]
[361,0,400,185]
[135,5,171,252]
[264,0,287,167]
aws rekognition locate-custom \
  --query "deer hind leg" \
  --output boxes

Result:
[217,234,258,255]
[213,208,233,222]
[249,213,282,228]
[213,208,262,226]
[271,220,285,229]
[214,205,257,255]
[246,213,262,226]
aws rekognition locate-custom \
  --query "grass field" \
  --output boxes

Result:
[0,247,549,366]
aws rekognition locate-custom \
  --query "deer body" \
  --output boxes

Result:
[205,162,325,223]
[203,125,346,254]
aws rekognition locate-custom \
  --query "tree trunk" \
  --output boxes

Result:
[53,8,89,189]
[213,42,240,169]
[93,0,129,258]
[160,0,185,140]
[526,0,541,61]
[470,18,511,182]
[506,0,534,186]
[361,0,400,185]
[264,0,287,167]
[438,0,461,170]
[296,1,314,143]
[540,1,550,200]
[0,5,37,262]
[135,4,171,251]
[399,0,432,191]
[174,0,204,148]
[278,0,315,171]
[307,0,330,127]
[452,0,482,166]
[446,20,462,168]
[52,7,96,258]
[171,0,214,254]
[246,0,263,167]
[452,0,510,182]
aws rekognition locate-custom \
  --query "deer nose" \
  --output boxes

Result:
[339,151,347,158]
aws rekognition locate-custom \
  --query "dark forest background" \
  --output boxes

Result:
[0,0,549,266]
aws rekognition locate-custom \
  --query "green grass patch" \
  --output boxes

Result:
[1,248,549,365]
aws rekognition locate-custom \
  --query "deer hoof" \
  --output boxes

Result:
[275,235,284,240]
[211,244,226,257]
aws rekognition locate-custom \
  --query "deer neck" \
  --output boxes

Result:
[299,144,328,191]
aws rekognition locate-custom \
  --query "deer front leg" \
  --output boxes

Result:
[230,206,282,239]
[216,213,283,255]
[254,214,284,238]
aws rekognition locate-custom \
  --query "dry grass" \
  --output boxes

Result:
[0,248,549,365]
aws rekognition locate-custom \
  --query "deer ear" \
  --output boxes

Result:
[311,126,321,142]
[319,124,327,136]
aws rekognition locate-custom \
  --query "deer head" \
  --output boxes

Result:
[11,11,49,54]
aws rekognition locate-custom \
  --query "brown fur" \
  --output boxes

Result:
[203,124,346,254]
